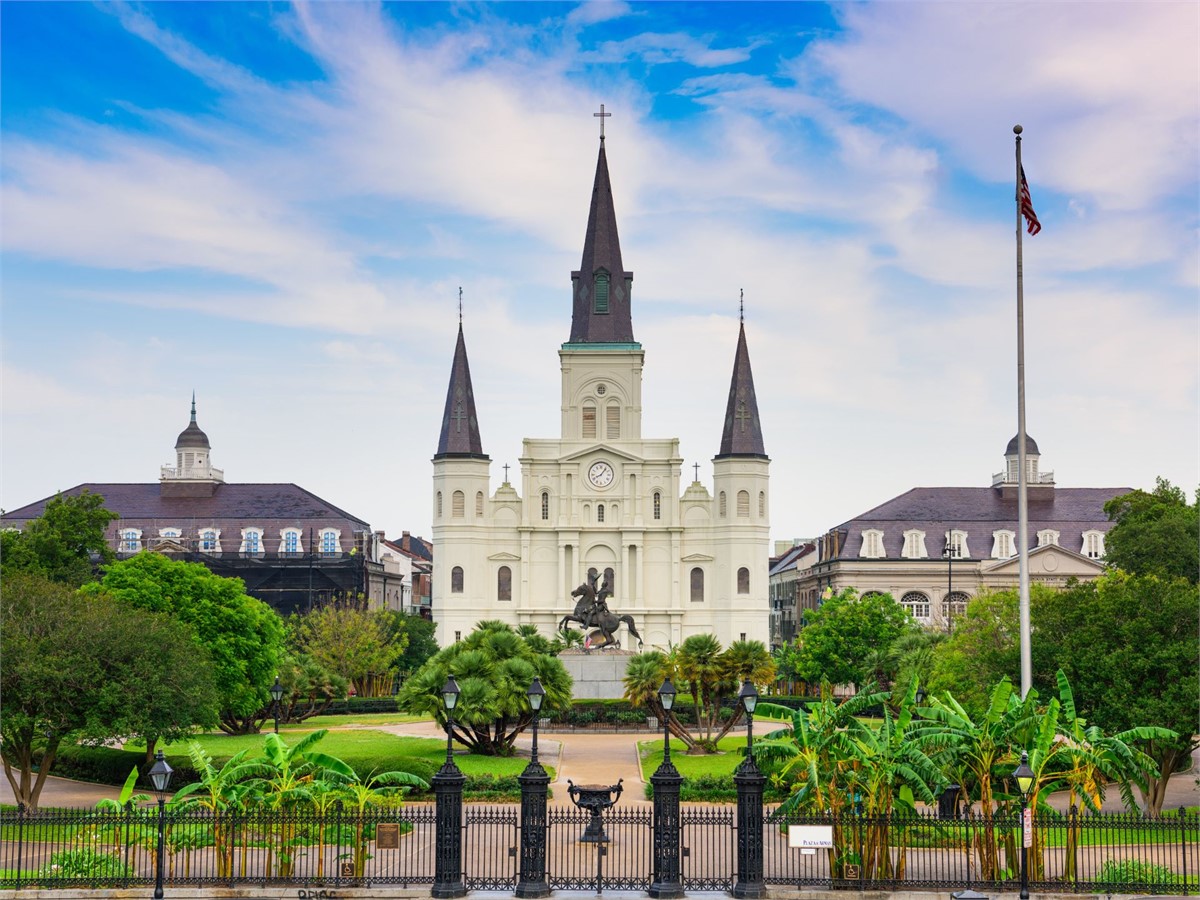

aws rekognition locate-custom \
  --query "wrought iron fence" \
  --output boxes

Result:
[1,802,1194,894]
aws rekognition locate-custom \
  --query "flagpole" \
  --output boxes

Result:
[1013,124,1032,699]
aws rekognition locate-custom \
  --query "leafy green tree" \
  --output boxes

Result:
[794,589,915,688]
[290,603,404,696]
[398,621,572,755]
[1,573,217,808]
[85,553,285,735]
[1033,570,1198,813]
[0,490,118,586]
[274,651,349,724]
[1103,478,1199,584]
[381,610,440,678]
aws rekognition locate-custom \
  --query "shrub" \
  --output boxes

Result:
[45,745,198,791]
[39,848,130,881]
[1097,858,1180,886]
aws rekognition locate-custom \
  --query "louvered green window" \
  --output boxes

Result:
[594,273,609,313]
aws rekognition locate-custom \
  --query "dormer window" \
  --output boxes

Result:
[901,529,927,559]
[594,272,610,314]
[240,528,264,556]
[991,529,1015,559]
[1037,529,1060,548]
[200,529,221,554]
[319,528,341,556]
[860,529,885,559]
[281,528,302,556]
[945,530,969,559]
[119,528,142,554]
[1082,530,1105,559]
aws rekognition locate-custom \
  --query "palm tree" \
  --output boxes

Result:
[622,650,699,752]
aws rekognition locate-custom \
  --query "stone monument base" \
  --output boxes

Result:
[559,648,636,700]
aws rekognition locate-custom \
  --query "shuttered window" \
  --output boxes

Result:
[737,490,750,517]
[476,491,484,517]
[452,491,464,517]
[582,405,596,438]
[606,405,620,439]
[594,273,609,313]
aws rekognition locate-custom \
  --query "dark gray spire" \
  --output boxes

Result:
[716,322,767,459]
[569,139,635,343]
[175,392,211,450]
[435,323,488,460]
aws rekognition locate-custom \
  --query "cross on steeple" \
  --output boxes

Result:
[735,400,752,433]
[503,463,510,482]
[594,103,611,141]
[693,462,700,482]
[451,402,467,433]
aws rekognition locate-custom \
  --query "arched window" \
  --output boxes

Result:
[437,491,443,518]
[319,529,340,556]
[690,567,705,602]
[119,528,142,554]
[653,492,661,520]
[737,490,750,517]
[240,528,263,556]
[737,567,750,594]
[901,530,927,559]
[944,592,969,624]
[452,490,465,517]
[201,529,220,553]
[597,504,605,523]
[991,529,1015,559]
[476,491,484,517]
[901,591,930,621]
[541,492,550,521]
[451,566,464,593]
[1038,529,1060,547]
[497,566,512,601]
[280,529,300,556]
[582,404,597,439]
[719,491,727,517]
[860,529,885,559]
[758,491,765,517]
[1081,530,1105,559]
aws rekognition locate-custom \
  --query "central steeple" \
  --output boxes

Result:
[569,133,635,344]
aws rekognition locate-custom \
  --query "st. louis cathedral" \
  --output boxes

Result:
[431,131,770,649]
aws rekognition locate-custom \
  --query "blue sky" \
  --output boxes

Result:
[2,1,1196,542]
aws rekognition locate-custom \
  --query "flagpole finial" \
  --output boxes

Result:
[458,286,463,325]
[1013,124,1023,135]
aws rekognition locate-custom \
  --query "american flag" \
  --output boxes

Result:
[1019,166,1041,235]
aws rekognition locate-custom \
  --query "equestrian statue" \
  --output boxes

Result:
[558,572,643,651]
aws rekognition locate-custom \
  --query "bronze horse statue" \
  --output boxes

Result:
[559,577,643,651]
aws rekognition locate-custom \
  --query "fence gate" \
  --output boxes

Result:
[464,805,519,890]
[682,806,735,891]
[547,806,654,891]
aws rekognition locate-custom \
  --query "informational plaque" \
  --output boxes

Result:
[788,825,834,849]
[376,822,401,849]
[1022,807,1033,848]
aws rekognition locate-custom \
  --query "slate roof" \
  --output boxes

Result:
[1,482,370,526]
[569,139,635,343]
[830,486,1129,560]
[1005,433,1040,456]
[434,323,488,460]
[716,321,767,459]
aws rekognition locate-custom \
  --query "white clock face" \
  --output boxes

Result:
[588,461,615,488]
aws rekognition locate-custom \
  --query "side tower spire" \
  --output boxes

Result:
[569,115,635,344]
[716,300,767,459]
[435,304,488,460]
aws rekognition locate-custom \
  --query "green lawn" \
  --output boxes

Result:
[636,735,747,781]
[159,729,546,781]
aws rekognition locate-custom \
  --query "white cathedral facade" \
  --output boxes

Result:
[431,134,770,650]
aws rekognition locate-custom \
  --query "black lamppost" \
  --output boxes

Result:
[432,676,466,899]
[516,677,550,899]
[1013,750,1035,900]
[270,675,284,734]
[649,678,684,899]
[148,749,174,900]
[733,678,766,899]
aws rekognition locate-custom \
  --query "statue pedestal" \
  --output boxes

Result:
[559,649,635,700]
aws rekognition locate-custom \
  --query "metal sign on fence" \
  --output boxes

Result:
[787,825,834,849]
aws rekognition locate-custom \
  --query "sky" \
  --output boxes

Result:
[2,1,1196,544]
